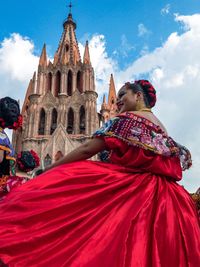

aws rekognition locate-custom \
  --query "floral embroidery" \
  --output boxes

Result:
[0,175,28,197]
[94,118,119,136]
[93,112,192,170]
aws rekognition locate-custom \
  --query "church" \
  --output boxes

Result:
[12,10,117,167]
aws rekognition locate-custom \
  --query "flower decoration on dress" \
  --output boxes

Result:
[94,117,119,136]
[93,112,192,170]
[17,150,40,172]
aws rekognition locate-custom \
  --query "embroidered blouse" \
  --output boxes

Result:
[93,112,192,171]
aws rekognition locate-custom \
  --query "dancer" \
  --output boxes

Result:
[1,150,40,199]
[0,97,22,197]
[0,81,199,267]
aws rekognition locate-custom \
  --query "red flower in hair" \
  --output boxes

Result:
[148,87,155,92]
[17,152,24,170]
[9,115,23,130]
[30,150,40,167]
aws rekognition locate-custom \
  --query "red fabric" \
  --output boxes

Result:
[0,138,199,267]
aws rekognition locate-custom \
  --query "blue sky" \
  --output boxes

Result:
[0,0,199,67]
[0,0,200,192]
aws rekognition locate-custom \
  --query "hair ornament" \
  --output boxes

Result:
[17,150,40,172]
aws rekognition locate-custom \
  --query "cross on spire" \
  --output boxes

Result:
[68,1,73,14]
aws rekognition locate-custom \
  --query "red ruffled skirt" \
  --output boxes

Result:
[0,158,199,267]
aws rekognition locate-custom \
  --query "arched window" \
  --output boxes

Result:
[50,108,57,135]
[67,70,73,96]
[67,108,74,134]
[77,71,83,93]
[44,154,52,167]
[55,71,61,97]
[65,44,69,52]
[79,106,85,134]
[47,72,52,92]
[38,108,46,135]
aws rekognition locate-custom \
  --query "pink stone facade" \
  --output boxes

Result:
[12,12,117,167]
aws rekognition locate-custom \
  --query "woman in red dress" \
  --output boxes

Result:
[0,81,199,267]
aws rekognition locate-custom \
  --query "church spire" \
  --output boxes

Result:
[39,44,47,67]
[83,41,91,65]
[21,76,34,114]
[101,94,108,110]
[108,74,117,107]
[63,10,76,30]
[54,4,81,65]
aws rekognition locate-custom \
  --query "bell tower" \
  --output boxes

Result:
[13,7,98,167]
[100,74,117,122]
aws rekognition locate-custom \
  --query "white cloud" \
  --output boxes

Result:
[161,4,171,15]
[0,33,39,140]
[0,33,39,101]
[140,44,149,56]
[138,23,151,37]
[175,13,200,33]
[118,34,135,58]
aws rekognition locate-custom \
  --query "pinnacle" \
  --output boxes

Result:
[83,40,91,65]
[39,44,47,67]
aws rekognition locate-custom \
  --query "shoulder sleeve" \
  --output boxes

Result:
[176,142,192,171]
[92,117,120,137]
[93,114,191,171]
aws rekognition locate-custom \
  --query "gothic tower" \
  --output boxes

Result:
[100,74,117,123]
[13,11,99,167]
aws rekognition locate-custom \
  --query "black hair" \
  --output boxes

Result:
[17,151,38,171]
[125,80,157,108]
[0,97,20,128]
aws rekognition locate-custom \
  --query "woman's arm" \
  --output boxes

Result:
[44,138,106,172]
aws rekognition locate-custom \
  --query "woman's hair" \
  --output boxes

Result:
[17,150,40,172]
[0,97,22,129]
[125,80,157,108]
